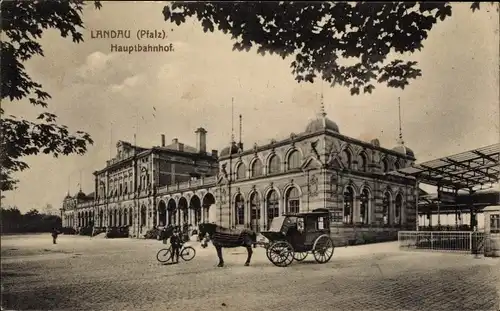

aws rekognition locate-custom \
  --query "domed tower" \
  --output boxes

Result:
[304,93,340,134]
[392,143,415,159]
[76,190,87,201]
[219,141,240,157]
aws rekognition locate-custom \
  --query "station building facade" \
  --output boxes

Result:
[62,110,418,242]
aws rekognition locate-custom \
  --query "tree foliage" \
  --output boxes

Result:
[163,2,497,95]
[0,0,102,193]
[1,206,62,233]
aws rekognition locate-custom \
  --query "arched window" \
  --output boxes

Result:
[394,161,401,170]
[287,150,301,170]
[236,163,246,180]
[251,159,263,177]
[118,209,122,226]
[381,159,389,172]
[177,197,188,225]
[395,193,403,225]
[268,155,280,174]
[140,206,146,227]
[249,192,260,231]
[128,207,132,225]
[152,206,157,226]
[382,192,391,225]
[234,194,245,226]
[158,201,167,227]
[100,210,104,227]
[358,153,368,172]
[359,188,370,224]
[167,199,176,225]
[343,187,354,224]
[342,149,352,169]
[285,187,300,214]
[182,208,188,224]
[266,190,280,229]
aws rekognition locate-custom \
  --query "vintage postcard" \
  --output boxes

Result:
[1,2,499,311]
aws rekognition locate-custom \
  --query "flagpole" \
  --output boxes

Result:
[135,107,138,147]
[398,97,404,145]
[231,97,235,143]
[110,121,113,159]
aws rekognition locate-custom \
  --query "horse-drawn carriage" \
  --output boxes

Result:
[260,210,335,267]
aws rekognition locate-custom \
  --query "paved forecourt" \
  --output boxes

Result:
[1,234,499,311]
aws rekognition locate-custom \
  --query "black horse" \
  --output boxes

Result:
[198,223,257,267]
[158,224,176,241]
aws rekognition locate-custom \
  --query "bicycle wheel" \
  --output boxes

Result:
[180,246,196,261]
[156,248,172,263]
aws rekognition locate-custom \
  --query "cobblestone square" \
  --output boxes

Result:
[1,234,499,311]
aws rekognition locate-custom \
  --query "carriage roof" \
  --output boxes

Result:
[264,211,330,236]
[281,211,330,218]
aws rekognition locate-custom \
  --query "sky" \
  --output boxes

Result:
[3,2,499,213]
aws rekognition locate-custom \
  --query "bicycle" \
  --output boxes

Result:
[156,243,196,263]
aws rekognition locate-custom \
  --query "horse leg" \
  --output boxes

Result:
[244,244,253,266]
[215,245,224,267]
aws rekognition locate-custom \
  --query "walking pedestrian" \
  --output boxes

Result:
[51,228,60,244]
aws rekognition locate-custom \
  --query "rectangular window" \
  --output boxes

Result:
[331,211,343,223]
[491,215,500,234]
[250,207,260,221]
[237,206,244,225]
[289,199,300,214]
[317,217,324,230]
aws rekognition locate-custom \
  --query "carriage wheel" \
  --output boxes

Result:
[268,241,294,267]
[293,252,308,261]
[156,248,171,263]
[312,235,335,264]
[180,246,196,261]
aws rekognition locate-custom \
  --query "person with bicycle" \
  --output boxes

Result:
[170,226,182,264]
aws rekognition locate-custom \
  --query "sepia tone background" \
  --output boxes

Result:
[2,2,499,213]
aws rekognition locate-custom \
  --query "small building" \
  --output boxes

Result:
[484,205,500,257]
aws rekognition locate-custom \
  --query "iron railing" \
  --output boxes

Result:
[398,231,487,254]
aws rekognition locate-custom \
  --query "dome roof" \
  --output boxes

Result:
[64,193,72,200]
[219,141,240,157]
[392,144,415,158]
[305,115,340,134]
[76,190,86,200]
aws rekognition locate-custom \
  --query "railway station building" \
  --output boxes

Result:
[61,107,420,244]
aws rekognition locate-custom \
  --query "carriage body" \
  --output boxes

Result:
[260,211,335,267]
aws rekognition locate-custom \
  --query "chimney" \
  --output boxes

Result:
[178,143,184,152]
[172,138,178,144]
[211,149,218,158]
[161,134,165,147]
[195,127,207,153]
